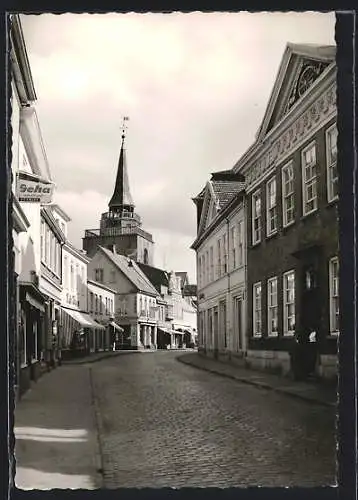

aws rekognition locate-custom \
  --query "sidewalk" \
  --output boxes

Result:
[177,352,337,408]
[14,364,102,490]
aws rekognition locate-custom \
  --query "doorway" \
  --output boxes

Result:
[213,307,219,358]
[234,297,243,352]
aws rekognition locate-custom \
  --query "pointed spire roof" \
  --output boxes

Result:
[109,120,134,209]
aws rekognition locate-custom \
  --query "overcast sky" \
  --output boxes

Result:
[20,12,335,282]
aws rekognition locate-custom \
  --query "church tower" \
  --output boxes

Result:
[83,118,154,264]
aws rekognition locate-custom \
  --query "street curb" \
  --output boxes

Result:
[88,367,105,488]
[177,355,336,409]
[63,350,141,365]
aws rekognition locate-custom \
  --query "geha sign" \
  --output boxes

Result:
[17,178,54,203]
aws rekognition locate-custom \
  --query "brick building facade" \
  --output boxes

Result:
[233,43,338,379]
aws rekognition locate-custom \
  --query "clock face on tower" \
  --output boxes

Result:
[297,65,319,97]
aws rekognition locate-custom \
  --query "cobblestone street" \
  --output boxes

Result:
[91,351,336,488]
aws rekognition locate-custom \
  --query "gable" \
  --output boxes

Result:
[257,43,335,141]
[98,247,158,296]
[88,251,136,294]
[197,183,217,237]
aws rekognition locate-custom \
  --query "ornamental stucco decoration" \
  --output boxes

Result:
[244,82,336,189]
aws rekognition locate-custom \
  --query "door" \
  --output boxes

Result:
[213,307,219,357]
[235,297,243,352]
[301,266,320,339]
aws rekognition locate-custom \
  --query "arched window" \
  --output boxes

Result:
[143,248,148,265]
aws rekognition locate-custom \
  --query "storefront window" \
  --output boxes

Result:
[31,319,38,361]
[19,308,26,366]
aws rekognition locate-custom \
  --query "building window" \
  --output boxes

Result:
[198,256,201,288]
[206,250,209,283]
[219,300,227,348]
[45,227,50,264]
[110,270,116,283]
[19,309,26,366]
[266,177,277,236]
[55,237,58,273]
[302,142,317,215]
[95,268,104,282]
[282,162,295,227]
[252,190,262,245]
[223,234,228,274]
[75,264,79,293]
[329,257,339,334]
[237,220,244,266]
[31,320,38,361]
[326,124,338,202]
[51,234,56,270]
[40,220,45,261]
[267,277,278,336]
[70,262,74,291]
[209,246,214,281]
[217,239,221,278]
[95,295,98,314]
[283,270,295,335]
[90,292,94,313]
[253,282,262,337]
[230,226,236,270]
[202,254,206,285]
[64,256,68,288]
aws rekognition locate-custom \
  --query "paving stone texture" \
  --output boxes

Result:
[91,351,337,488]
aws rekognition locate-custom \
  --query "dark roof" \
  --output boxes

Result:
[108,137,134,209]
[211,180,245,209]
[99,247,158,296]
[211,170,245,182]
[183,284,197,296]
[137,263,169,294]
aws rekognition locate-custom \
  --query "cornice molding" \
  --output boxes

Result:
[233,66,336,176]
[235,76,336,191]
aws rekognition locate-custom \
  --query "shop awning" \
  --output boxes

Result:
[158,327,171,334]
[109,321,124,332]
[26,292,45,312]
[171,329,184,335]
[62,308,105,330]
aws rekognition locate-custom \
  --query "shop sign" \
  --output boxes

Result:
[16,177,55,203]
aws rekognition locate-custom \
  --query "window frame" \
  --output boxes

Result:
[223,234,228,274]
[326,123,338,203]
[253,282,262,337]
[237,220,244,266]
[281,161,295,227]
[217,239,221,279]
[230,226,236,270]
[252,189,262,245]
[267,276,278,336]
[283,270,295,336]
[329,256,339,335]
[301,141,318,216]
[209,246,214,281]
[266,176,278,236]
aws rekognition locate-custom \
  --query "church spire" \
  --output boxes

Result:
[108,117,134,211]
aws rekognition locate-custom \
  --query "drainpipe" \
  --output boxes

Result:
[225,217,231,355]
[243,197,248,356]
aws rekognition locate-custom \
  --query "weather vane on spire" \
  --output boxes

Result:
[121,116,129,142]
